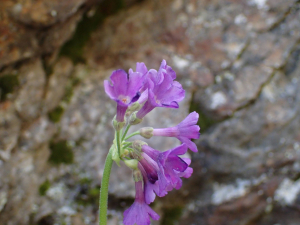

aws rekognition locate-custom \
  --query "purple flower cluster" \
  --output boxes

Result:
[104,60,200,225]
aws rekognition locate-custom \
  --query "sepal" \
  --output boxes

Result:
[139,127,153,139]
[113,116,125,131]
[129,112,143,125]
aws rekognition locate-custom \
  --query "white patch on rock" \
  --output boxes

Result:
[212,179,251,204]
[46,183,66,201]
[249,0,268,10]
[210,92,227,109]
[274,178,300,205]
[172,55,189,69]
[58,206,76,216]
[234,14,247,25]
[0,191,7,212]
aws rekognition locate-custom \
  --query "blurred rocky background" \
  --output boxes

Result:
[0,0,300,224]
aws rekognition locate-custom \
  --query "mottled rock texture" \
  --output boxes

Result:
[0,0,300,224]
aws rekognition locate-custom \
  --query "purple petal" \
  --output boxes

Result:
[136,89,157,119]
[123,202,159,225]
[136,62,148,75]
[158,60,176,80]
[178,137,198,152]
[137,90,148,104]
[178,125,200,139]
[103,80,116,99]
[166,65,176,80]
[154,72,173,100]
[163,165,183,190]
[160,84,185,105]
[146,206,160,221]
[110,69,128,97]
[177,158,193,178]
[162,101,179,108]
[140,154,159,184]
[127,71,144,98]
[169,143,188,156]
[165,156,188,172]
[141,145,160,160]
[178,111,199,127]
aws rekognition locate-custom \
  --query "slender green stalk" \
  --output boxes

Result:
[124,131,140,140]
[122,125,131,141]
[99,148,113,225]
[116,131,121,156]
[122,143,132,149]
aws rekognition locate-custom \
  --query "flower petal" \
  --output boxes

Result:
[178,137,198,152]
[110,69,128,97]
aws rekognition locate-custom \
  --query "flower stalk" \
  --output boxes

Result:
[99,147,113,225]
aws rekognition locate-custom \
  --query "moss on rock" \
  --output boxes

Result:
[48,140,74,165]
[161,206,184,225]
[39,180,51,196]
[0,74,19,101]
[48,105,65,123]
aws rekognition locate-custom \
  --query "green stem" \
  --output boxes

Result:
[122,143,132,149]
[116,131,121,156]
[122,125,131,141]
[124,131,140,140]
[99,148,113,225]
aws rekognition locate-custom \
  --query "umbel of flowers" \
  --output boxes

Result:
[99,60,200,225]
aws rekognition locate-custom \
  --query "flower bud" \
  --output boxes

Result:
[124,159,139,170]
[139,127,153,139]
[129,111,143,125]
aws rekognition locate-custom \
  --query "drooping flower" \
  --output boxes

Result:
[143,112,200,152]
[104,67,146,122]
[143,144,189,190]
[138,152,169,198]
[123,180,159,225]
[135,60,185,119]
[138,164,160,204]
[136,143,191,205]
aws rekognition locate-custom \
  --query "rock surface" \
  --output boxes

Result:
[0,0,300,224]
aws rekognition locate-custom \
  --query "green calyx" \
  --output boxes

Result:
[113,117,125,131]
[129,112,143,125]
[139,127,154,139]
[132,140,148,151]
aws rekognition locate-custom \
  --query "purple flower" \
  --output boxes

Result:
[136,60,185,119]
[104,67,145,122]
[138,164,160,204]
[140,144,190,201]
[123,181,159,225]
[138,152,169,199]
[152,112,200,152]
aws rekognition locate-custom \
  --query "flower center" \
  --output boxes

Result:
[119,95,130,104]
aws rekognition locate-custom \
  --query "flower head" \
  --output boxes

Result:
[123,181,159,225]
[102,60,199,225]
[104,66,146,122]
